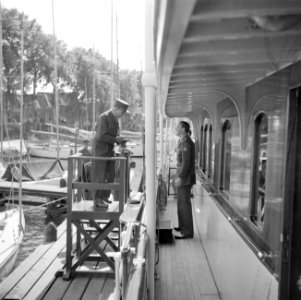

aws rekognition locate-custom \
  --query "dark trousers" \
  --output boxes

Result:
[92,157,115,200]
[177,185,194,237]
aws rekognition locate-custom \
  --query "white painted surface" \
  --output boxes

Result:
[194,183,278,300]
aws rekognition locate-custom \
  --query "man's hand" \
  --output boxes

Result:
[116,136,127,144]
[175,177,182,187]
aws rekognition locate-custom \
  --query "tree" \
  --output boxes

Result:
[1,7,144,132]
[23,19,52,95]
[119,70,143,131]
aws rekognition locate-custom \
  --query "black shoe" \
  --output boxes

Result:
[94,201,108,210]
[174,233,193,239]
[174,227,181,232]
[103,198,112,204]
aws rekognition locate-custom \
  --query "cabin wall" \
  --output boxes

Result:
[196,185,278,300]
[196,64,300,298]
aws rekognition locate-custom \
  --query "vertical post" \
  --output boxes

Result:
[52,0,60,160]
[142,1,156,299]
[92,47,96,132]
[115,8,120,99]
[159,112,164,173]
[65,157,73,278]
[19,17,24,230]
[85,78,88,130]
[164,118,169,178]
[0,2,3,162]
[110,0,114,107]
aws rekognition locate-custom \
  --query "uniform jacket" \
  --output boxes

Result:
[93,110,119,156]
[177,134,196,186]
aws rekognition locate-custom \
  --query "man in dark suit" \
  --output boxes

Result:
[174,121,196,239]
[92,98,129,209]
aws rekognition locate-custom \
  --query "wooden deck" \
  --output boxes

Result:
[155,182,221,300]
[0,219,116,300]
[0,180,221,300]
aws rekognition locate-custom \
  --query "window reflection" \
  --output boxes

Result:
[252,113,268,228]
[199,126,203,168]
[220,120,232,196]
[203,125,208,172]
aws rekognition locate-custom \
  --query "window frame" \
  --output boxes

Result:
[219,120,232,197]
[250,112,268,229]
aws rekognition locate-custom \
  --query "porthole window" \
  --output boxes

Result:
[251,113,268,228]
[220,120,232,197]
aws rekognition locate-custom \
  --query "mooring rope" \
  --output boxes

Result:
[22,196,67,212]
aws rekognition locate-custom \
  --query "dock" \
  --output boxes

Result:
[0,219,116,300]
[0,178,67,200]
[0,178,67,217]
[0,178,221,300]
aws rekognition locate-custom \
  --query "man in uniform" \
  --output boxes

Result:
[174,121,196,239]
[78,139,92,158]
[92,98,129,208]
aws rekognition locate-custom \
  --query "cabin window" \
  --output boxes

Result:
[203,125,208,172]
[207,125,213,178]
[220,120,232,196]
[199,126,203,167]
[251,113,268,228]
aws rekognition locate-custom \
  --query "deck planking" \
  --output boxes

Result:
[0,219,116,300]
[155,181,221,300]
[0,174,221,300]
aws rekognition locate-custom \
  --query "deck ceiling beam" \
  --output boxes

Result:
[191,0,301,21]
[167,85,244,96]
[175,49,300,66]
[184,24,301,43]
[171,63,271,76]
[180,36,301,55]
[170,71,265,81]
[174,55,294,68]
[169,76,253,91]
[170,74,258,84]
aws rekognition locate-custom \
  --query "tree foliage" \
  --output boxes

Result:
[1,7,143,132]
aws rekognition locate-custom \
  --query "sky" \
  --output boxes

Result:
[2,0,145,71]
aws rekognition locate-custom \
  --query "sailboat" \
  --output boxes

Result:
[0,207,25,281]
[26,1,70,162]
[0,10,25,281]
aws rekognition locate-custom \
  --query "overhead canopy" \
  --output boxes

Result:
[154,0,301,119]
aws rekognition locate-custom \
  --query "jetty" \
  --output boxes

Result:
[0,154,148,299]
[0,166,221,300]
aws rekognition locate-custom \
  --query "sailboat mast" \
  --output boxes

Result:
[52,0,60,160]
[115,5,122,131]
[110,0,114,107]
[85,78,88,130]
[0,2,3,162]
[19,17,24,229]
[115,8,120,98]
[92,47,95,134]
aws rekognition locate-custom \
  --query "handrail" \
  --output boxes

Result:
[107,195,147,300]
[124,232,149,300]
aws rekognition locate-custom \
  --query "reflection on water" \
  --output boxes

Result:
[14,198,65,270]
